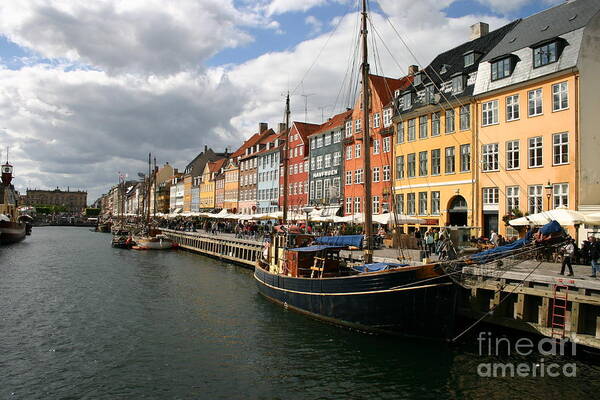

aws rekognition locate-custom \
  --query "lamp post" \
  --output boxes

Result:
[302,206,314,232]
[544,181,553,210]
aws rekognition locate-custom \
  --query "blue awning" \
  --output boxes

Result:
[291,245,344,252]
[314,235,363,248]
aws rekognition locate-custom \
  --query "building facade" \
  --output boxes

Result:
[26,188,87,210]
[473,0,600,238]
[307,110,351,211]
[239,124,274,215]
[257,132,284,213]
[393,22,516,233]
[344,74,411,216]
[222,159,239,212]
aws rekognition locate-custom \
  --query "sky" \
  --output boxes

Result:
[0,0,562,202]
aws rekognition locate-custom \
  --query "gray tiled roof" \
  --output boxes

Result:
[483,0,600,62]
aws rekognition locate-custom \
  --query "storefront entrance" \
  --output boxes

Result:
[447,195,468,226]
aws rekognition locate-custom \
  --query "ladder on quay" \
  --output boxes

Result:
[551,282,569,339]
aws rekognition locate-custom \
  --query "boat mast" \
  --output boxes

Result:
[282,92,290,224]
[361,0,373,264]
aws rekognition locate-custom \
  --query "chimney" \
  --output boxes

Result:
[408,65,419,75]
[470,22,489,40]
[204,145,208,152]
[278,123,286,133]
[259,122,268,133]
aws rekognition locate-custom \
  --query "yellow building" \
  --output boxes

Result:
[472,0,600,239]
[392,22,516,235]
[223,159,239,212]
[199,163,215,210]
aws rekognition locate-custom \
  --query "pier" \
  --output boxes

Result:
[162,229,263,268]
[459,261,600,349]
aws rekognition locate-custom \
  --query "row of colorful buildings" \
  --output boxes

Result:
[99,0,600,238]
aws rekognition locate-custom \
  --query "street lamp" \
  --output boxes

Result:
[302,206,314,231]
[544,181,553,210]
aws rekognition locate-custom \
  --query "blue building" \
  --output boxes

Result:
[257,131,284,213]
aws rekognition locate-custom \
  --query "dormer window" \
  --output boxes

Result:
[413,72,422,86]
[464,51,475,67]
[424,84,435,104]
[533,40,559,68]
[451,74,464,93]
[402,92,413,110]
[491,57,513,81]
[440,64,450,75]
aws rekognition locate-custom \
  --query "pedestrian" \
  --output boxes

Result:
[490,230,499,247]
[425,230,435,257]
[560,239,575,276]
[589,236,600,278]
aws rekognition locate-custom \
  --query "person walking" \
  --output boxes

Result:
[590,237,600,278]
[425,230,435,257]
[560,239,575,276]
[490,230,499,247]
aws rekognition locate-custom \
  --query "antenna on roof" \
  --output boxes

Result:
[301,92,315,123]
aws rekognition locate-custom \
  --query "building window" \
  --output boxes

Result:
[528,88,543,116]
[553,183,569,208]
[316,136,323,148]
[333,130,341,143]
[506,140,520,170]
[350,197,359,213]
[507,186,520,213]
[464,52,475,67]
[460,144,471,172]
[346,197,352,214]
[452,75,464,93]
[324,133,332,146]
[355,143,361,158]
[315,180,323,198]
[324,153,331,168]
[373,112,381,128]
[424,85,435,104]
[418,192,427,215]
[309,181,315,200]
[310,138,316,150]
[395,194,404,215]
[528,136,543,168]
[445,109,455,133]
[491,57,512,80]
[533,41,558,68]
[528,185,543,214]
[355,119,361,132]
[323,179,330,198]
[383,165,391,181]
[345,121,352,137]
[383,137,391,153]
[373,167,380,182]
[445,147,455,174]
[431,191,440,215]
[355,169,363,184]
[408,119,416,141]
[483,187,499,206]
[506,94,519,121]
[403,92,412,110]
[482,143,499,172]
[373,196,380,214]
[419,151,428,176]
[397,122,404,143]
[346,146,353,160]
[316,155,323,170]
[431,149,441,175]
[431,112,440,136]
[396,156,404,179]
[345,171,352,185]
[383,108,393,127]
[553,132,569,165]
[482,100,498,126]
[552,82,568,111]
[407,153,416,178]
[373,139,380,155]
[459,105,470,130]
[333,151,341,166]
[419,116,428,139]
[407,193,416,215]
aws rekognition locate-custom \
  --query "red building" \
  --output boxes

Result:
[343,74,412,215]
[279,121,320,215]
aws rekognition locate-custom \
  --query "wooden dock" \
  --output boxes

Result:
[460,260,600,349]
[162,229,262,268]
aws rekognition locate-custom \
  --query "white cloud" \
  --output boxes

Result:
[476,0,562,15]
[305,15,324,35]
[0,0,265,75]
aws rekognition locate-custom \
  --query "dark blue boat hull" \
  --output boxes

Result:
[254,266,457,338]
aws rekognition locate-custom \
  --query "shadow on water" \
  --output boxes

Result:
[1,227,599,400]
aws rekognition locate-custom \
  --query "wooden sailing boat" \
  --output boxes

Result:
[253,1,456,337]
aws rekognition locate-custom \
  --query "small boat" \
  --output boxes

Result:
[111,230,135,249]
[132,234,175,250]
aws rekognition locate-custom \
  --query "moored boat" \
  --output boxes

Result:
[132,234,175,250]
[0,159,28,245]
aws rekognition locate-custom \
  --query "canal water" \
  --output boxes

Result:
[2,227,600,399]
